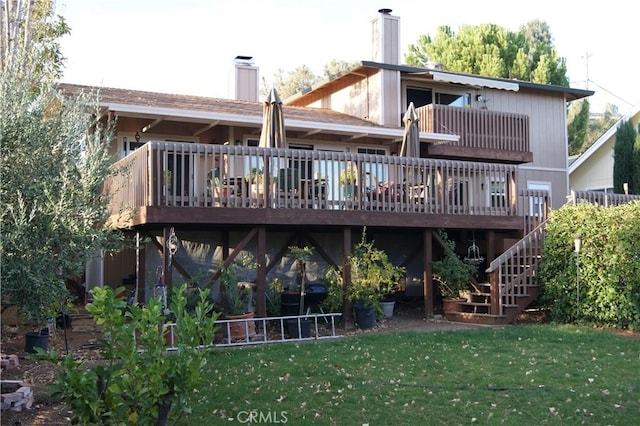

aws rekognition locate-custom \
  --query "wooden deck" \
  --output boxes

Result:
[105,142,533,231]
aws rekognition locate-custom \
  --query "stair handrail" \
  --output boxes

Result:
[485,219,547,315]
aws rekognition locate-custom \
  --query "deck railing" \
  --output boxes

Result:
[417,104,530,153]
[568,190,640,206]
[106,141,521,217]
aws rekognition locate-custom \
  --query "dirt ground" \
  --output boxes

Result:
[0,301,535,426]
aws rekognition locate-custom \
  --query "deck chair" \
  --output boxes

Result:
[277,168,299,208]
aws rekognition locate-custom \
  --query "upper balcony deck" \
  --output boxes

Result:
[417,104,531,164]
[105,142,537,231]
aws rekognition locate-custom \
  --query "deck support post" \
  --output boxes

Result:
[342,227,352,323]
[255,226,267,317]
[423,229,433,317]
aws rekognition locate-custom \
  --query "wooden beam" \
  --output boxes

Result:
[193,121,219,137]
[265,234,298,273]
[424,229,433,317]
[145,231,192,282]
[255,226,266,317]
[305,233,337,269]
[142,118,162,133]
[342,227,352,323]
[204,227,258,288]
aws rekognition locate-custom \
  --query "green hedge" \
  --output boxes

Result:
[539,201,640,329]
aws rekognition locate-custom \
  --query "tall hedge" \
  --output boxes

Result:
[539,202,640,329]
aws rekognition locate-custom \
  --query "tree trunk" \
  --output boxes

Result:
[155,392,173,426]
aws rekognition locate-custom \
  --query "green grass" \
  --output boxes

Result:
[182,325,639,425]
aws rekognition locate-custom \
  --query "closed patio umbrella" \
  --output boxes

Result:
[399,102,421,205]
[259,87,288,149]
[399,102,419,158]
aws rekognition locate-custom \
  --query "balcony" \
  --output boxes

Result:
[105,142,525,229]
[417,104,532,164]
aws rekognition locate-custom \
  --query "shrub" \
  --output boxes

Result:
[37,284,219,425]
[539,202,640,329]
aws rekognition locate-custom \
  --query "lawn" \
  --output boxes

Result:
[183,325,639,425]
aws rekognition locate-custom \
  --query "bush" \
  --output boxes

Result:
[539,202,640,329]
[37,284,219,425]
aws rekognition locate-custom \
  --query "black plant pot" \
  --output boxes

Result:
[280,291,301,316]
[25,331,50,354]
[286,318,311,338]
[353,302,376,329]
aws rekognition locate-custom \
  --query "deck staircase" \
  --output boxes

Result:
[445,221,546,325]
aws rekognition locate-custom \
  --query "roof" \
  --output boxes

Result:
[568,102,640,174]
[285,61,595,106]
[59,83,459,144]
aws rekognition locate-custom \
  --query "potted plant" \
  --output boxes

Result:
[346,229,405,329]
[19,275,71,353]
[432,230,478,318]
[245,167,264,203]
[219,255,256,340]
[339,164,358,199]
[284,245,315,338]
[207,169,233,202]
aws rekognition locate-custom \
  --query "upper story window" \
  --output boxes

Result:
[405,87,470,109]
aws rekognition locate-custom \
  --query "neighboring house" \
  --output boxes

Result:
[569,103,640,194]
[66,9,592,324]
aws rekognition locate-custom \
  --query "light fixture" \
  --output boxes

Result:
[135,131,141,143]
[574,234,582,319]
[574,235,582,253]
[166,227,180,260]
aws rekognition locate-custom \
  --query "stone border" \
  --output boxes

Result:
[1,380,34,412]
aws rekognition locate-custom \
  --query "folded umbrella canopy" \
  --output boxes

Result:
[399,102,419,158]
[259,87,288,149]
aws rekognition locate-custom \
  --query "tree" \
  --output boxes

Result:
[266,65,322,99]
[1,0,70,80]
[264,60,357,100]
[567,99,590,156]
[613,119,637,194]
[405,20,568,86]
[583,103,620,152]
[633,134,640,195]
[1,0,121,326]
[322,59,358,81]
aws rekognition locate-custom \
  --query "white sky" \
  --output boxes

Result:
[57,0,638,114]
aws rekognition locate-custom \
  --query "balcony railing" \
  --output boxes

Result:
[417,104,530,154]
[569,190,640,207]
[105,142,521,218]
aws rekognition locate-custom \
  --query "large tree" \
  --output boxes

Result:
[1,0,69,80]
[266,60,358,100]
[405,20,568,86]
[1,0,121,326]
[567,99,590,156]
[613,119,637,194]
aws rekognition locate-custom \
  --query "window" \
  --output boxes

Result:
[406,86,470,109]
[121,136,144,158]
[527,182,551,218]
[489,179,506,208]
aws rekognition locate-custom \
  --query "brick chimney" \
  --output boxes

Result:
[232,56,259,101]
[371,8,400,65]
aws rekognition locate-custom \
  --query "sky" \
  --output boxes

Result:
[56,0,638,114]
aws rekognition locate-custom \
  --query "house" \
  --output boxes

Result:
[67,9,593,325]
[569,103,640,194]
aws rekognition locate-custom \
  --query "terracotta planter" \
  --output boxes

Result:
[442,298,465,320]
[225,312,256,340]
